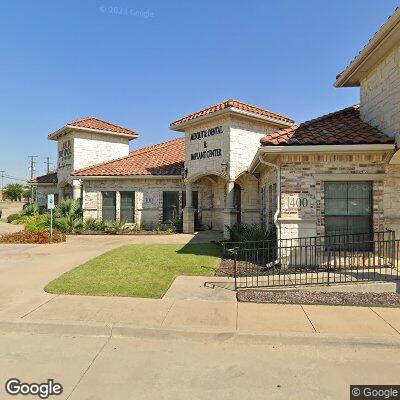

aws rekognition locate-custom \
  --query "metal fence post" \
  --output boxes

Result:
[233,247,238,291]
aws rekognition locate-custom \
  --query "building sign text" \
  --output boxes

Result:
[190,126,223,141]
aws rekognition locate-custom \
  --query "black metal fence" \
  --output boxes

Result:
[222,231,400,289]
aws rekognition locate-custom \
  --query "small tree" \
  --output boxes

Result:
[3,183,25,201]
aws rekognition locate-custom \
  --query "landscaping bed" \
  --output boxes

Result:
[237,289,400,307]
[0,230,66,244]
[77,230,172,236]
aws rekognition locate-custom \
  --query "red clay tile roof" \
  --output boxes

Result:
[170,99,294,128]
[72,138,185,177]
[28,172,58,185]
[48,117,139,140]
[260,105,394,146]
[67,117,138,137]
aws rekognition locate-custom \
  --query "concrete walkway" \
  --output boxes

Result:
[0,232,212,320]
[0,233,399,344]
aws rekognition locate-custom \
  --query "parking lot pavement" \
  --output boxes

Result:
[0,201,24,220]
[0,330,399,400]
[0,221,23,235]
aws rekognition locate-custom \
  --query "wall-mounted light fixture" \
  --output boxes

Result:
[181,167,188,179]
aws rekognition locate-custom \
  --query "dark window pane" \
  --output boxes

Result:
[120,192,135,223]
[163,191,179,223]
[325,198,347,215]
[348,198,371,215]
[348,182,371,199]
[324,182,372,250]
[325,182,347,199]
[102,192,116,221]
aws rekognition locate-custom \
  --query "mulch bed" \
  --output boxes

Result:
[216,258,267,277]
[237,289,400,307]
[77,231,172,236]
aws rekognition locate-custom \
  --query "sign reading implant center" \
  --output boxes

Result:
[190,126,223,161]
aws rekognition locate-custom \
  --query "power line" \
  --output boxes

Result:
[3,175,27,182]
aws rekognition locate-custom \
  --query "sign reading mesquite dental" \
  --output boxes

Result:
[190,126,223,161]
[58,139,72,168]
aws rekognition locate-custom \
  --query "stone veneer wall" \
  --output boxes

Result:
[259,166,278,230]
[57,130,130,189]
[278,153,388,239]
[229,116,277,180]
[383,164,400,237]
[35,185,59,207]
[235,172,261,226]
[360,43,400,141]
[82,178,213,229]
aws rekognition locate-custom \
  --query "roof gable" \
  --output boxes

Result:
[48,117,139,140]
[28,172,58,185]
[260,105,394,146]
[335,8,400,87]
[170,99,294,130]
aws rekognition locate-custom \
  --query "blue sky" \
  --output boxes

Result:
[0,0,398,182]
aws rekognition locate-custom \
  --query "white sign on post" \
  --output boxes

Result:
[47,194,55,241]
[47,194,55,210]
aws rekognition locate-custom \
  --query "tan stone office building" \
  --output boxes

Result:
[30,9,400,240]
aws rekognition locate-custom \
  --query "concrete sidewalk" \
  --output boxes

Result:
[0,270,396,343]
[0,233,399,344]
[14,294,399,341]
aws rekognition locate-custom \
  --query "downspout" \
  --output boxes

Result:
[258,155,281,243]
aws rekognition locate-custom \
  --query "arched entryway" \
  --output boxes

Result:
[233,183,242,225]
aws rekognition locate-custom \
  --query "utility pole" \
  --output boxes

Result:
[0,170,4,202]
[28,155,38,204]
[44,157,51,174]
[0,170,4,190]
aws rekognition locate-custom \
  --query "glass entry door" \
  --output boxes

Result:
[163,191,180,223]
[120,192,135,223]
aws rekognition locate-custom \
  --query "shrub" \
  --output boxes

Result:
[104,220,125,234]
[169,217,183,233]
[22,214,51,232]
[226,223,276,243]
[0,230,66,244]
[54,217,84,234]
[21,203,39,217]
[55,199,82,219]
[7,213,21,223]
[53,199,83,234]
[83,218,106,231]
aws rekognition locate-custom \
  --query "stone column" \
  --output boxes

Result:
[183,183,195,233]
[116,191,121,222]
[58,186,64,201]
[223,180,237,239]
[72,180,81,201]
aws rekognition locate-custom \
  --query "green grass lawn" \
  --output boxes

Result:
[45,243,222,298]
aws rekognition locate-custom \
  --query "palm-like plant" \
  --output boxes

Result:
[54,199,83,233]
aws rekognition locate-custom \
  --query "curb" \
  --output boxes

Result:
[1,319,400,348]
